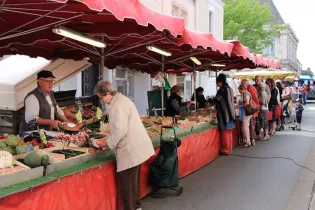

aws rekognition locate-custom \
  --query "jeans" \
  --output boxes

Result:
[302,93,307,105]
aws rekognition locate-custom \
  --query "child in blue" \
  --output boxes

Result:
[295,99,304,131]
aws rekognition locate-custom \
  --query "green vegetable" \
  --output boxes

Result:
[0,141,7,149]
[52,149,85,159]
[15,145,26,155]
[5,135,19,148]
[39,129,47,145]
[1,146,14,155]
[89,133,105,139]
[24,151,42,168]
[76,111,83,123]
[41,154,50,166]
[179,116,186,120]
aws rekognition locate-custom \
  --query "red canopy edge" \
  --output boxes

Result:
[227,40,253,61]
[175,28,234,56]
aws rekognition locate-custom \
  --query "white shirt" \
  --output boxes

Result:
[25,94,64,123]
[275,87,281,104]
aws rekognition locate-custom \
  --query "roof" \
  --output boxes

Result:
[301,70,313,76]
[259,0,285,24]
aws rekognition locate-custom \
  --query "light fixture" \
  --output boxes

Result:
[211,64,226,67]
[146,45,172,57]
[52,26,106,48]
[190,57,201,65]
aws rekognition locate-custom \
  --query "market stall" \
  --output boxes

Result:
[0,1,275,209]
[0,120,240,210]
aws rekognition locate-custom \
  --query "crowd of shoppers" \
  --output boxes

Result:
[235,76,305,147]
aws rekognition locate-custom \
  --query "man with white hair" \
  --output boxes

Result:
[254,75,271,102]
[94,81,155,210]
[253,76,271,138]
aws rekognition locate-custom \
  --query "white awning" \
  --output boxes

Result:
[0,55,91,111]
[0,55,51,86]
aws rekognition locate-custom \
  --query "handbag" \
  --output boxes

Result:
[282,95,292,100]
[244,92,258,116]
[245,99,259,116]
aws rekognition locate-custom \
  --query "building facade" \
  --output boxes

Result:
[141,0,225,103]
[260,0,300,73]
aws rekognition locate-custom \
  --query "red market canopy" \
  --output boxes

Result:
[0,0,186,61]
[0,0,279,74]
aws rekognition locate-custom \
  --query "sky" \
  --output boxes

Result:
[273,0,315,71]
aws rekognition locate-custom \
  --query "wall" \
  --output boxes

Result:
[54,73,82,97]
[278,24,299,72]
[133,71,151,115]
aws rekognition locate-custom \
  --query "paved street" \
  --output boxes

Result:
[142,102,315,210]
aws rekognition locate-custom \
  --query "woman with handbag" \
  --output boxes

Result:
[281,81,292,124]
[237,84,256,148]
[266,78,278,135]
[258,83,270,140]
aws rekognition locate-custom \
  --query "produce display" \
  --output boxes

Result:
[55,132,89,145]
[141,108,216,137]
[0,135,24,155]
[51,149,85,159]
[0,102,218,189]
[23,152,42,168]
[5,135,19,148]
[0,151,13,168]
[20,151,50,168]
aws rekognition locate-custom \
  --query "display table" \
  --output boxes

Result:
[0,124,240,210]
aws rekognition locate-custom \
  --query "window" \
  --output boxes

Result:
[209,11,213,33]
[264,38,276,58]
[172,4,188,27]
[114,68,134,101]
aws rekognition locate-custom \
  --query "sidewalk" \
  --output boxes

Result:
[142,103,315,210]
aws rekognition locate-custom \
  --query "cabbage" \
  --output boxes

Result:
[5,135,19,148]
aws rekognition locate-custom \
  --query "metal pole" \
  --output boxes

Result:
[215,70,218,90]
[194,64,197,110]
[100,36,105,81]
[161,56,165,117]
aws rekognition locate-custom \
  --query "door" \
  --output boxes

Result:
[82,63,100,96]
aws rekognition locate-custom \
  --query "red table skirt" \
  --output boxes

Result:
[0,126,240,210]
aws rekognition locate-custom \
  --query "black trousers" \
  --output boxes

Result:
[296,114,302,123]
[117,165,141,210]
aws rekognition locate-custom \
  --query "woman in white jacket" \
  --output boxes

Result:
[94,81,155,210]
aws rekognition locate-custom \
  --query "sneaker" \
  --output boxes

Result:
[251,139,256,146]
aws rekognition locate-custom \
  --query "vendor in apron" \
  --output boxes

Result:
[19,70,71,134]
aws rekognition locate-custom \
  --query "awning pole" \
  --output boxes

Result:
[161,55,165,117]
[215,70,218,90]
[194,64,197,110]
[100,36,104,81]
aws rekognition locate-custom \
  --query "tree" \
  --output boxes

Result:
[224,0,283,54]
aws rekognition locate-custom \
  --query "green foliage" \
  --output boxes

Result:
[224,0,284,54]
